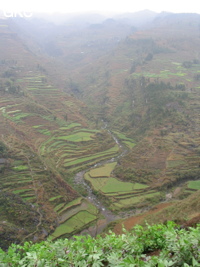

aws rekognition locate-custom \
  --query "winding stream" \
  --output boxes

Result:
[74,121,130,235]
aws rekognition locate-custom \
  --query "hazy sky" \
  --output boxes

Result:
[1,0,200,14]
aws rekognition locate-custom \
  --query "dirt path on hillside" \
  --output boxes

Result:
[113,202,173,234]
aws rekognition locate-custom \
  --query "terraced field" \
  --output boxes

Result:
[22,73,89,125]
[0,120,103,240]
[130,59,200,88]
[84,162,159,211]
[0,72,125,239]
[24,75,64,102]
[39,126,119,173]
[187,180,200,190]
[1,64,199,243]
[0,135,76,198]
[49,199,98,240]
[0,145,99,239]
[184,180,200,196]
[1,14,200,250]
[0,70,121,240]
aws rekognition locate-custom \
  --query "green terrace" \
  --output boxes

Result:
[0,137,101,239]
[187,180,200,190]
[1,160,36,204]
[130,59,200,89]
[24,75,65,98]
[49,199,98,240]
[84,162,157,211]
[0,105,49,127]
[39,127,119,172]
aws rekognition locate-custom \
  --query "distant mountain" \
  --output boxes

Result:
[113,9,158,27]
[152,12,200,27]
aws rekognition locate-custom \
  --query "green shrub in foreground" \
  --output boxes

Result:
[0,221,199,266]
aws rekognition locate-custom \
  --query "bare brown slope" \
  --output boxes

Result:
[113,190,200,234]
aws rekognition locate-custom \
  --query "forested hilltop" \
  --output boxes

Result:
[0,11,200,250]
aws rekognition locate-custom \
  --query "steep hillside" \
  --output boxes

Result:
[111,14,200,204]
[41,12,200,229]
[49,13,200,205]
[59,13,200,208]
[0,18,118,248]
[0,13,200,249]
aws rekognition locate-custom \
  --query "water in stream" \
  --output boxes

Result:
[74,121,130,235]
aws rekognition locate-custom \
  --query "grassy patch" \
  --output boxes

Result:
[187,180,200,190]
[50,210,96,240]
[58,197,83,214]
[54,203,65,212]
[63,146,119,167]
[12,189,32,194]
[89,162,117,178]
[132,70,186,79]
[85,171,148,194]
[112,192,160,210]
[49,195,63,202]
[12,165,29,171]
[101,178,148,194]
[84,173,108,191]
[11,113,31,121]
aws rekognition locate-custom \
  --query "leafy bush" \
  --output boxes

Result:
[0,221,199,266]
[0,141,7,156]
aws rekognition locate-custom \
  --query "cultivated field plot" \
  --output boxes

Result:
[84,162,156,211]
[130,56,200,87]
[40,126,119,173]
[0,137,72,206]
[24,75,64,103]
[0,135,99,239]
[0,72,121,238]
[49,199,98,240]
[22,73,89,124]
[187,180,200,191]
[0,147,37,204]
[0,88,62,143]
[0,92,99,237]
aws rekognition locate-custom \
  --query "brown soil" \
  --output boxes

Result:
[113,202,173,234]
[182,214,200,228]
[146,249,161,257]
[173,187,181,197]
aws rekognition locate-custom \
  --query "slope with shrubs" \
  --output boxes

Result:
[0,221,199,266]
[0,18,118,248]
[45,14,200,204]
